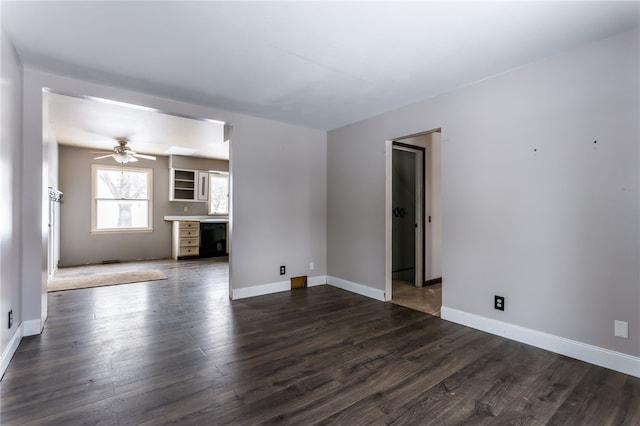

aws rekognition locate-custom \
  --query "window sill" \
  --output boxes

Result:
[91,228,154,235]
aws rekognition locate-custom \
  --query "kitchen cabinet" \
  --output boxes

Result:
[172,220,200,259]
[170,169,196,201]
[169,168,209,202]
[196,170,209,201]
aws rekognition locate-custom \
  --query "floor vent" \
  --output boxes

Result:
[291,276,307,289]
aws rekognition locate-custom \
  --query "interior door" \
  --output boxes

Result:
[392,144,424,287]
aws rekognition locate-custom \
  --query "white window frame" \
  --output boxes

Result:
[91,164,153,233]
[208,171,229,215]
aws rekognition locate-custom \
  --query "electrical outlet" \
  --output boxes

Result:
[8,309,13,329]
[183,206,189,213]
[280,265,286,275]
[494,296,505,311]
[309,261,315,271]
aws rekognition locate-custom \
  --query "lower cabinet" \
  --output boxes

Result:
[172,221,200,259]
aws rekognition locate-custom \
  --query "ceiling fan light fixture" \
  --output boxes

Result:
[93,137,153,164]
[114,152,132,163]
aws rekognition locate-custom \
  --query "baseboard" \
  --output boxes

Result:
[424,277,442,286]
[327,276,386,302]
[441,306,640,378]
[232,281,289,300]
[308,275,327,287]
[232,275,328,300]
[22,319,41,336]
[1,324,23,379]
[231,275,385,302]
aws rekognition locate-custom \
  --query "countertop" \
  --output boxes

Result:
[164,215,229,223]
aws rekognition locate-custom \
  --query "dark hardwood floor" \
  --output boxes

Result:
[1,258,639,425]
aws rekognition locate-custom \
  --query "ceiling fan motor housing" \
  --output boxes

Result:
[93,137,156,163]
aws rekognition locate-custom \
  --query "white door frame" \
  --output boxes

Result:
[385,140,393,301]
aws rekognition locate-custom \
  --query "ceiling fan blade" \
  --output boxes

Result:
[132,153,156,160]
[93,154,114,160]
[90,137,155,163]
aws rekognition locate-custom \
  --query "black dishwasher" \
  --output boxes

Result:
[199,222,227,257]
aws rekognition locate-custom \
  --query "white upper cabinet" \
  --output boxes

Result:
[170,168,210,202]
[197,170,209,202]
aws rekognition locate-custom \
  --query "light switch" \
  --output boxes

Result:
[614,320,629,339]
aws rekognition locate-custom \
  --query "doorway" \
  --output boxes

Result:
[386,131,442,316]
[44,90,232,298]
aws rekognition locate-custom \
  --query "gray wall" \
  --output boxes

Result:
[327,29,639,357]
[57,146,229,266]
[170,154,229,172]
[231,116,327,286]
[20,69,327,331]
[0,29,23,363]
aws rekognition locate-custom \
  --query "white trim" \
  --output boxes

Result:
[441,306,640,378]
[327,276,386,302]
[232,280,290,300]
[308,275,327,287]
[384,140,393,301]
[231,275,328,300]
[1,324,23,378]
[22,319,41,336]
[91,164,153,233]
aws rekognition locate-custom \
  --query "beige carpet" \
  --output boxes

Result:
[48,270,167,292]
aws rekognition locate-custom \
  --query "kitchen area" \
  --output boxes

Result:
[164,217,228,260]
[164,154,229,261]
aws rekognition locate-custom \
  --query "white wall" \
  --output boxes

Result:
[328,29,639,363]
[20,69,327,330]
[0,29,24,373]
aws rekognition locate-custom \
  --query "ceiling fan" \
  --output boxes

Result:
[93,137,157,164]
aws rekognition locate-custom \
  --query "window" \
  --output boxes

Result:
[208,172,229,215]
[92,165,153,232]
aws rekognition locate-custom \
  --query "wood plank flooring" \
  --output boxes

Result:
[1,258,639,425]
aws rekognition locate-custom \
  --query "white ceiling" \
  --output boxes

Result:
[46,92,229,160]
[3,1,639,133]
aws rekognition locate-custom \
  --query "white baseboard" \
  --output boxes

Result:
[232,280,290,300]
[327,276,386,302]
[308,275,327,287]
[22,319,41,336]
[441,306,640,378]
[230,275,384,303]
[1,324,23,379]
[232,275,328,300]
